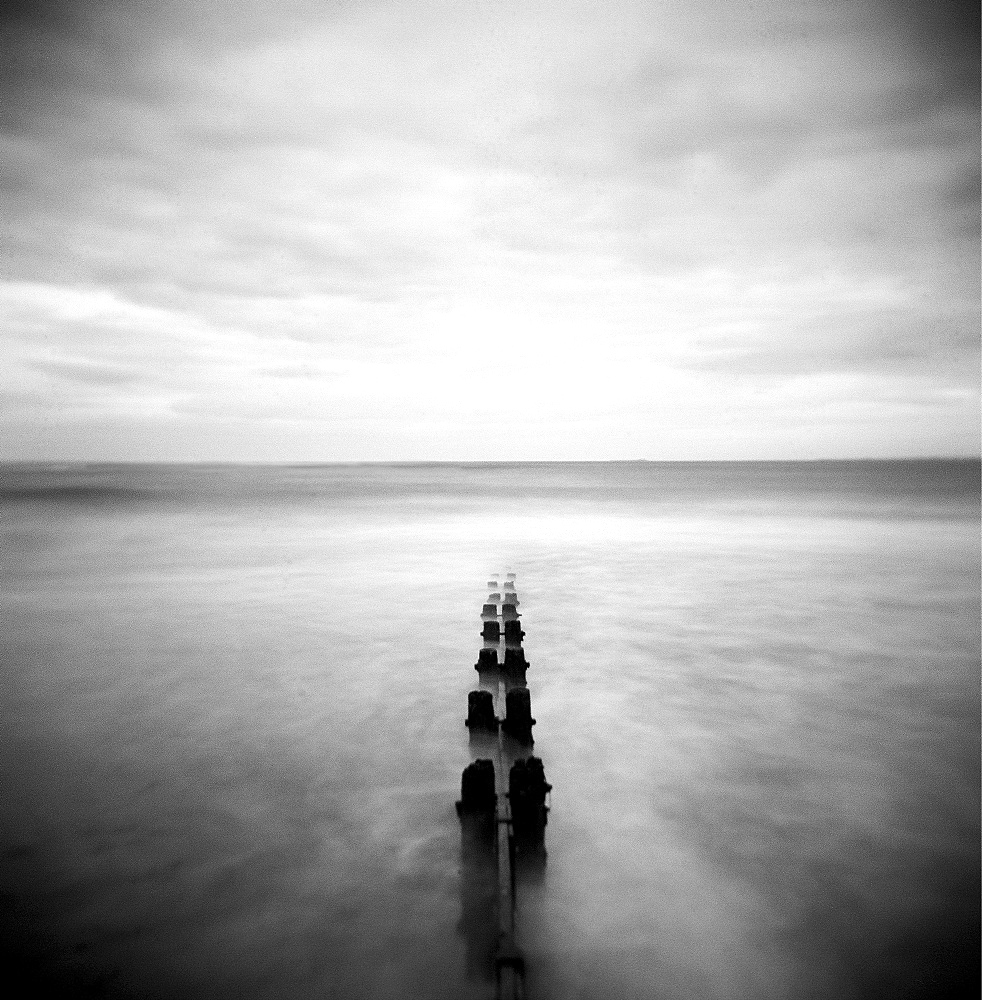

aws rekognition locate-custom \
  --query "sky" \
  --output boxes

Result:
[1,0,979,461]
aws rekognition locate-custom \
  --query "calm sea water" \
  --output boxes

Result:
[1,461,978,999]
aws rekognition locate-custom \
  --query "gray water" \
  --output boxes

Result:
[1,461,978,999]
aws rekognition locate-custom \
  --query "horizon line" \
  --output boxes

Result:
[2,456,979,467]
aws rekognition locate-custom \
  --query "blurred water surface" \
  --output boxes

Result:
[1,460,978,999]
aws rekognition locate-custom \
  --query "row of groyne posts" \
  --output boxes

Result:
[456,573,551,1000]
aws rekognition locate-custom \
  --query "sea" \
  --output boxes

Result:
[0,460,978,999]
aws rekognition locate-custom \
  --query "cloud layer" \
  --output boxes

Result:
[1,0,978,459]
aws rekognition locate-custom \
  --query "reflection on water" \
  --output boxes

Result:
[0,461,978,998]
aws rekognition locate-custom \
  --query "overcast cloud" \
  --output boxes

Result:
[1,0,978,460]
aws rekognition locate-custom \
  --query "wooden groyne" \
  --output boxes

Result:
[457,574,551,999]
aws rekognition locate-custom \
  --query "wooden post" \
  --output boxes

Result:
[502,688,535,745]
[466,690,499,732]
[475,648,498,672]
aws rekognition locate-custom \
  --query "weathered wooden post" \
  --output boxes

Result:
[501,603,520,622]
[482,620,501,641]
[502,648,528,692]
[509,757,551,884]
[457,758,499,980]
[504,621,525,644]
[502,688,535,745]
[475,648,498,672]
[482,603,499,619]
[509,757,551,847]
[466,690,499,731]
[503,647,528,673]
[457,759,497,824]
